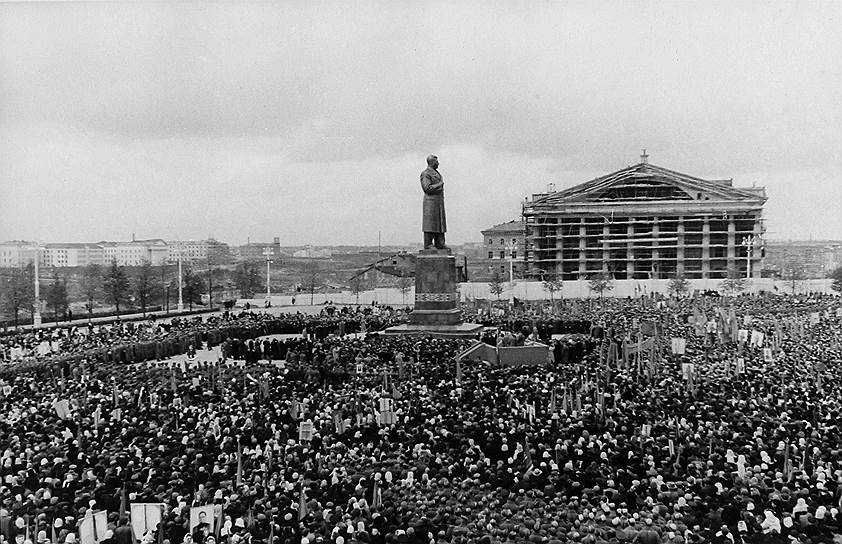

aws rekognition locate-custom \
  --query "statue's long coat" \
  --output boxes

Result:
[420,166,446,233]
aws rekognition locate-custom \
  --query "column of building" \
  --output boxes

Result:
[752,216,763,278]
[626,218,635,278]
[578,217,587,277]
[651,217,660,279]
[727,217,736,272]
[602,221,610,274]
[702,216,711,279]
[676,217,685,276]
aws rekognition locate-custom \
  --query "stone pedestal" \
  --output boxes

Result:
[385,248,482,338]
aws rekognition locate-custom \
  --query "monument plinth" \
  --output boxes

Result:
[386,248,483,338]
[384,154,482,338]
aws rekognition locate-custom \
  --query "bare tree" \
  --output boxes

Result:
[102,261,130,313]
[488,269,505,302]
[0,263,34,327]
[588,273,614,300]
[80,263,102,318]
[830,265,842,294]
[305,259,320,305]
[45,271,69,322]
[780,264,806,294]
[349,274,367,305]
[667,275,690,297]
[397,275,413,305]
[720,268,749,295]
[134,260,154,314]
[542,274,563,310]
[182,265,205,310]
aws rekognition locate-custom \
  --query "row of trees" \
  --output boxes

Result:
[1,261,214,325]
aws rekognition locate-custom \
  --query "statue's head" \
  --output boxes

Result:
[426,155,439,169]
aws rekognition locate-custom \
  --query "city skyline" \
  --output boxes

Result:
[1,2,840,245]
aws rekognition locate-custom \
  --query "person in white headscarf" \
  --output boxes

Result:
[761,509,781,534]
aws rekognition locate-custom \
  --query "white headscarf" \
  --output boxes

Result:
[761,510,781,534]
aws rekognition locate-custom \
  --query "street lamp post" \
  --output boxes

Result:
[263,248,274,307]
[33,244,42,327]
[177,244,184,311]
[505,241,518,306]
[741,235,760,279]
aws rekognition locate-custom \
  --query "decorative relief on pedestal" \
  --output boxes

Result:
[415,292,456,302]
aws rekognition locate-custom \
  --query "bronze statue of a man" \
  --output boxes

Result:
[420,154,447,249]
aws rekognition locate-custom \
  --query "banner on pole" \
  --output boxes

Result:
[298,421,314,442]
[670,338,686,355]
[53,399,71,420]
[130,504,164,541]
[79,511,108,544]
[189,505,218,536]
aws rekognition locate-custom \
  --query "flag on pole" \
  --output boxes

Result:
[549,389,557,416]
[119,486,127,520]
[298,487,308,521]
[372,479,382,509]
[455,359,462,384]
[783,442,791,481]
[523,435,533,473]
[236,439,243,487]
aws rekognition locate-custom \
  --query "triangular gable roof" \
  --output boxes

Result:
[533,162,765,206]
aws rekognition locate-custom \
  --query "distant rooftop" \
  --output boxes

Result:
[482,220,525,234]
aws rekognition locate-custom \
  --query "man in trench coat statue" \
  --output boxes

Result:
[420,154,447,249]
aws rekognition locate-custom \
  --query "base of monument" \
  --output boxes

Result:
[408,308,463,326]
[383,322,484,338]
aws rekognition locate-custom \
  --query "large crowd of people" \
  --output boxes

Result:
[1,293,841,544]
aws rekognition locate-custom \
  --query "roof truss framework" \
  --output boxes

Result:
[529,162,765,209]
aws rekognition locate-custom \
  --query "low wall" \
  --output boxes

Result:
[497,343,550,366]
[239,278,836,308]
[457,342,498,365]
[458,278,837,300]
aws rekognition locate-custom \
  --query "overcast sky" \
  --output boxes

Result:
[1,1,840,246]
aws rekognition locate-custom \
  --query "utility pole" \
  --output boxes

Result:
[161,264,166,314]
[505,240,518,306]
[208,253,213,309]
[176,246,184,311]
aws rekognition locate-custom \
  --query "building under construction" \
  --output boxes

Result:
[522,154,767,281]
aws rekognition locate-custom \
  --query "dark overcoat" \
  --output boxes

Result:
[420,166,446,233]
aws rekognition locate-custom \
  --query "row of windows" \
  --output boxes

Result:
[486,238,521,246]
[487,251,518,259]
